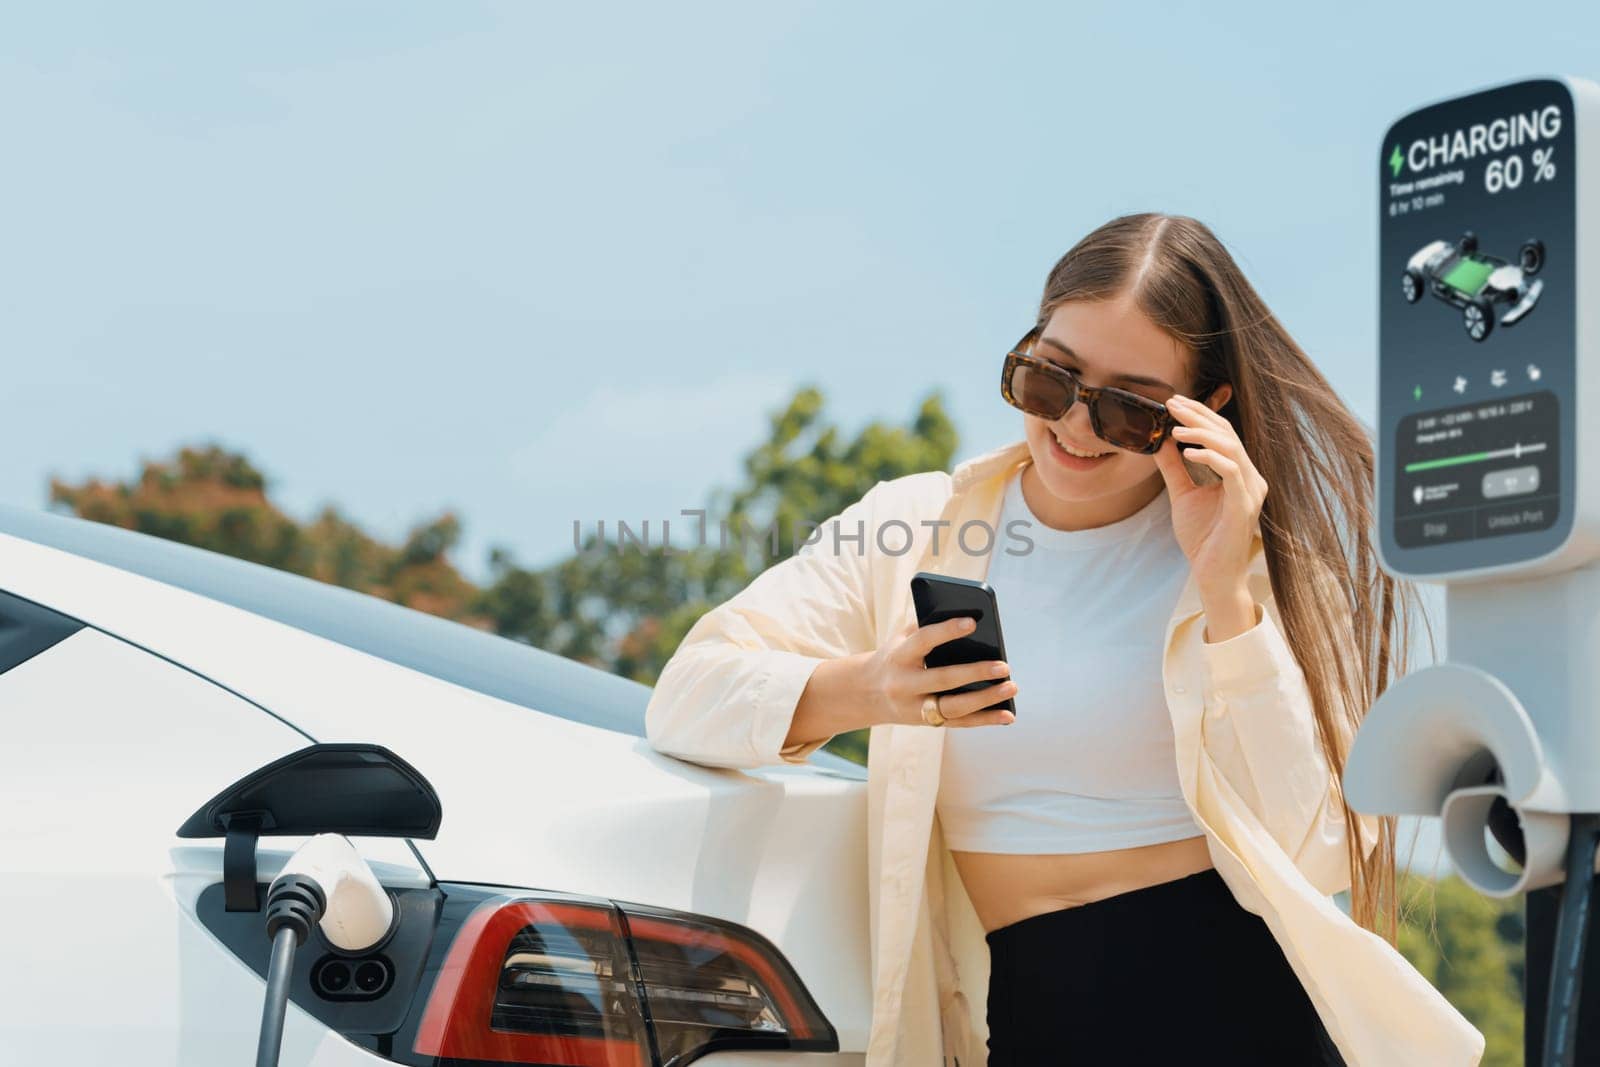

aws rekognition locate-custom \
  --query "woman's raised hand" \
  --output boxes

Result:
[862,617,1018,728]
[1152,392,1265,598]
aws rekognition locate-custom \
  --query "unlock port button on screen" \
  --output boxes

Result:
[1482,465,1541,498]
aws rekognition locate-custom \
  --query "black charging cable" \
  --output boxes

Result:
[256,874,326,1067]
[1546,812,1600,1067]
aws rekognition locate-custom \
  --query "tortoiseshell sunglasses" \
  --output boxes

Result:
[1001,325,1189,455]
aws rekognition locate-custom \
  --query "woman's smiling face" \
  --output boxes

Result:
[1021,292,1227,524]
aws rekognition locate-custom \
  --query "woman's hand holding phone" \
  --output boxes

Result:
[862,617,1018,728]
[784,616,1016,752]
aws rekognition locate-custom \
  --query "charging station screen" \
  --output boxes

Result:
[1379,78,1575,575]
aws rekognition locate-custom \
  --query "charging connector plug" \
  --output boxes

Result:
[254,834,393,1067]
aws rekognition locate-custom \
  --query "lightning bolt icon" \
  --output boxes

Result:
[1389,145,1403,178]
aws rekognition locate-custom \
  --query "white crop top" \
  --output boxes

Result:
[935,468,1202,853]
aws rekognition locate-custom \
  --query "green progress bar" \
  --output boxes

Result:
[1404,440,1547,473]
[1405,451,1492,473]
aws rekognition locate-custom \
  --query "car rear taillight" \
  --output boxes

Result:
[414,896,650,1065]
[405,887,836,1066]
[617,900,829,1064]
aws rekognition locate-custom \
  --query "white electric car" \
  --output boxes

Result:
[0,504,871,1065]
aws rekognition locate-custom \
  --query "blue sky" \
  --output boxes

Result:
[4,2,1598,585]
[8,1,1593,875]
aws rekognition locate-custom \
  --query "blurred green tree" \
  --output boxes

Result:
[1397,873,1525,1066]
[49,444,487,626]
[473,386,958,764]
[48,389,957,764]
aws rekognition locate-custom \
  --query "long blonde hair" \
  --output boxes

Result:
[1037,212,1429,944]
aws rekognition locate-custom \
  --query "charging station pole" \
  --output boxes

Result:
[1344,74,1600,1067]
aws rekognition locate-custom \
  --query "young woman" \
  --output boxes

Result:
[646,213,1485,1065]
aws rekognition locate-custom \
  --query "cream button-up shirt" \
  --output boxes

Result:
[646,438,1485,1066]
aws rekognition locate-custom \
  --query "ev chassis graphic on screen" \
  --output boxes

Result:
[1377,75,1600,583]
[1400,231,1545,342]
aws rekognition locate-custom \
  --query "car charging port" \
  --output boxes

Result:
[311,954,393,1000]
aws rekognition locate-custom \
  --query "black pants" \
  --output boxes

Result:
[984,867,1344,1065]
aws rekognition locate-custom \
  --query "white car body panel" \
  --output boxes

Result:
[0,519,871,1062]
[0,628,420,1064]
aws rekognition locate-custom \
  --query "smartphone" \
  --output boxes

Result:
[909,571,1015,715]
